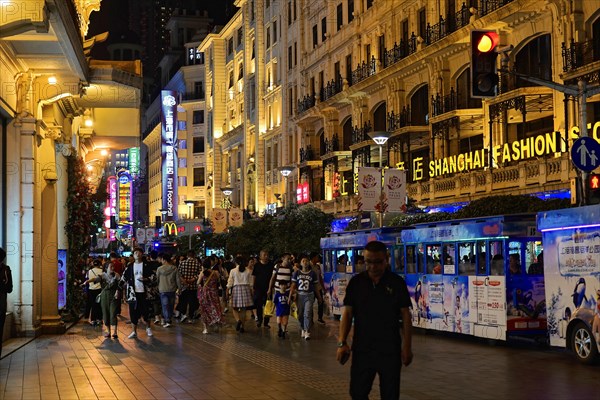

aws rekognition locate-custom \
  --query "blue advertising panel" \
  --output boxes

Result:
[161,90,178,221]
[539,205,600,353]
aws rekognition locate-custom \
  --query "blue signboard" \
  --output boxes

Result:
[571,137,600,172]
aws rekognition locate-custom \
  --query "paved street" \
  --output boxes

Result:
[1,311,599,400]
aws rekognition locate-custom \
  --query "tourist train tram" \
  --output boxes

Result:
[320,227,403,316]
[321,215,546,341]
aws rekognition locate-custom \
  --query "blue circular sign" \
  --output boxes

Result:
[119,174,130,184]
[571,137,600,172]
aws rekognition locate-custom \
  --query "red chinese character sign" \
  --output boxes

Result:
[383,169,407,212]
[296,182,310,204]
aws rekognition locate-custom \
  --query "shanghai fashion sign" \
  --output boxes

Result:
[383,169,407,212]
[161,90,178,221]
[357,167,381,212]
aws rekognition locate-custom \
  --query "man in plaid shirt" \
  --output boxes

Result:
[176,250,200,323]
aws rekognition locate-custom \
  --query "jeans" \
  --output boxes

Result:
[160,292,176,323]
[296,292,315,332]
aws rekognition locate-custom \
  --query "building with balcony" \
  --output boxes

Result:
[0,0,141,340]
[200,0,599,220]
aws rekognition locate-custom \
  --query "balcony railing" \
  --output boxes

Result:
[320,76,343,101]
[182,91,205,101]
[387,107,412,131]
[297,94,316,114]
[562,39,599,73]
[383,35,418,68]
[432,89,458,117]
[352,121,373,143]
[323,134,340,154]
[351,56,377,85]
[479,0,515,17]
[299,145,317,162]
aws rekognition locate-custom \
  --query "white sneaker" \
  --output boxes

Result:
[127,331,137,339]
[202,328,208,334]
[180,314,188,323]
[153,318,161,324]
[162,323,171,328]
[301,330,306,339]
[146,327,153,337]
[304,331,311,340]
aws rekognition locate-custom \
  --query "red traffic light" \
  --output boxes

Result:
[590,174,600,190]
[476,32,499,53]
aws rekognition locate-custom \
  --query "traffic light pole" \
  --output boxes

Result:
[498,62,600,205]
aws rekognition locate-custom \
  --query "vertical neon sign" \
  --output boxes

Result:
[107,176,117,241]
[161,90,178,221]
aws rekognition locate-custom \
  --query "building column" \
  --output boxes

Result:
[39,136,64,334]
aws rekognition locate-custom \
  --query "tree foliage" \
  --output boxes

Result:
[389,194,572,227]
[188,205,333,257]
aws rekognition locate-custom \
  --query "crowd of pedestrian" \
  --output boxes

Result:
[81,248,327,341]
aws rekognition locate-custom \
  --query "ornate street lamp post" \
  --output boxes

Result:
[367,131,391,227]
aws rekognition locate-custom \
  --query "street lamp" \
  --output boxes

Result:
[221,186,233,208]
[159,208,168,236]
[279,165,294,207]
[184,200,195,250]
[367,131,391,227]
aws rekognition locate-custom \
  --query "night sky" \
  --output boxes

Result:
[87,0,231,38]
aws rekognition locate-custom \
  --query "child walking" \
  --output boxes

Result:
[274,280,290,339]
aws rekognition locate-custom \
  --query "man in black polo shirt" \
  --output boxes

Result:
[336,240,413,400]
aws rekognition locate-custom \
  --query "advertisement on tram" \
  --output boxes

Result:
[538,205,600,364]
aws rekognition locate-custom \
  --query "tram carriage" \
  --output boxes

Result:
[321,215,546,341]
[399,214,545,340]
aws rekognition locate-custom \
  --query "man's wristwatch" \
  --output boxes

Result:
[337,341,347,347]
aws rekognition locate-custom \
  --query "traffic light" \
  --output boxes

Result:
[588,173,600,204]
[471,30,499,98]
[155,215,162,229]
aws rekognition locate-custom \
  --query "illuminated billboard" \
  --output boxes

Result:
[118,171,133,223]
[161,90,178,221]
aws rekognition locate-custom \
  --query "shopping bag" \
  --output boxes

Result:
[264,300,275,317]
[290,302,299,320]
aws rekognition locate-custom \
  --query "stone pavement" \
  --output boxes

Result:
[1,310,599,400]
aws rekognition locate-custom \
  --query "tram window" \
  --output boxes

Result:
[458,242,476,275]
[525,240,544,275]
[442,244,455,274]
[336,251,350,273]
[508,241,523,275]
[490,241,504,275]
[405,245,417,273]
[355,254,366,273]
[476,241,487,275]
[394,247,405,273]
[426,244,441,274]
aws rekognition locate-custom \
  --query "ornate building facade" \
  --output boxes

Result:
[0,0,141,339]
[201,0,600,219]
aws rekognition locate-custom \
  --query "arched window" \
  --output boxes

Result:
[411,85,429,126]
[319,129,326,156]
[342,118,353,150]
[456,68,482,109]
[515,34,552,89]
[593,16,600,62]
[373,103,387,131]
